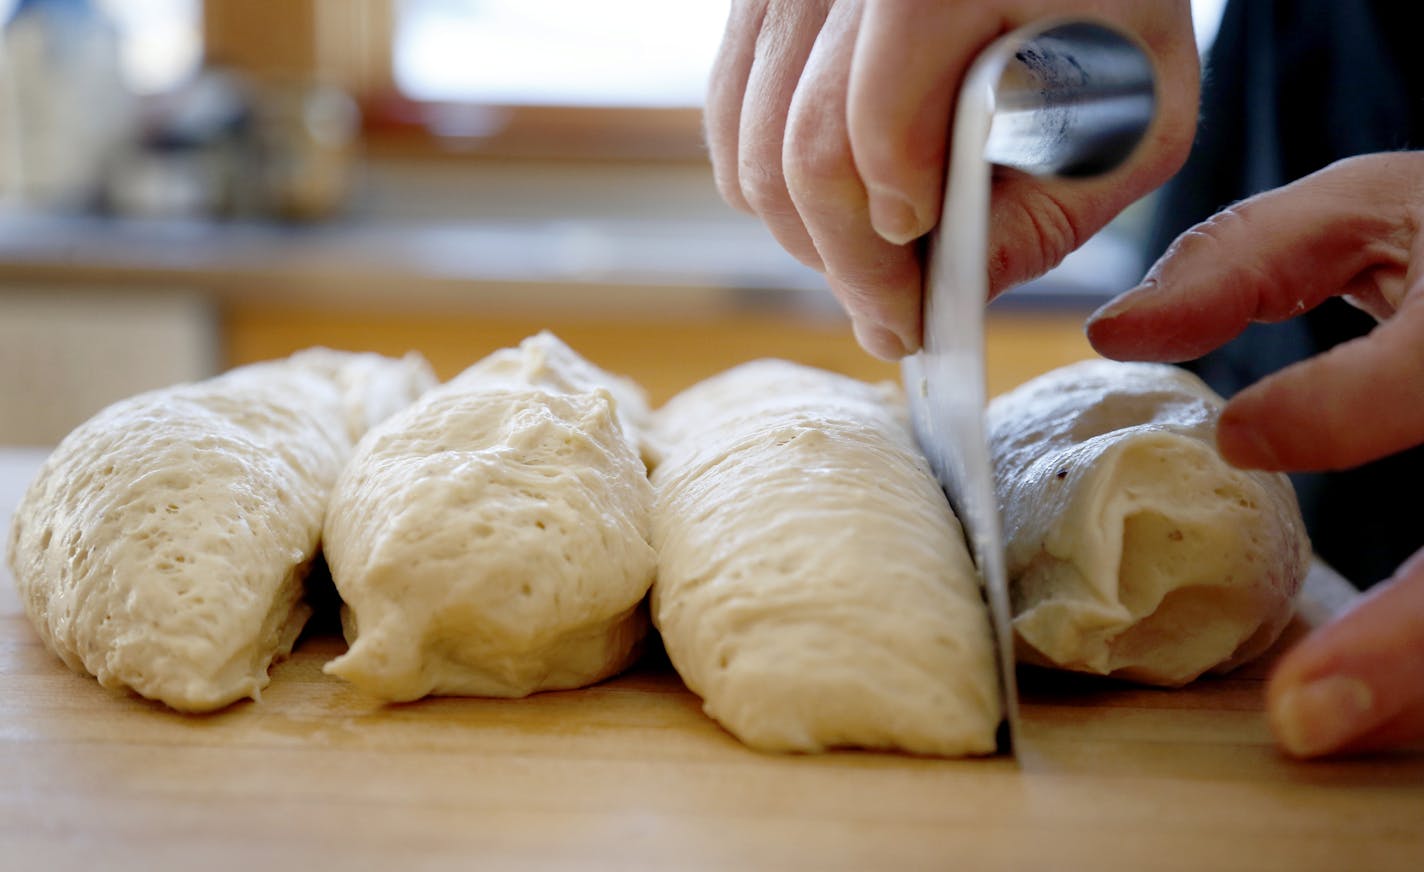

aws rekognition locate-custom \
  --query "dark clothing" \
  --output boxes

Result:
[1146,0,1424,587]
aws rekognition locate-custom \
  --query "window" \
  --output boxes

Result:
[393,0,1229,107]
[96,0,201,95]
[1192,0,1229,54]
[394,0,729,108]
[36,0,1225,162]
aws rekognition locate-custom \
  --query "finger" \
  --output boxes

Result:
[985,144,1189,297]
[784,0,922,355]
[1342,264,1408,321]
[1268,548,1424,758]
[736,0,836,270]
[847,0,996,245]
[831,276,916,360]
[707,2,766,214]
[706,0,769,213]
[849,0,1199,275]
[1215,290,1424,471]
[1086,154,1424,363]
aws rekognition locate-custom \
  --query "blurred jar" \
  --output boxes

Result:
[0,0,136,212]
[102,68,359,223]
[103,65,252,219]
[251,79,359,222]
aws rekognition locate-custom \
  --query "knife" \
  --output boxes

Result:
[902,19,1157,754]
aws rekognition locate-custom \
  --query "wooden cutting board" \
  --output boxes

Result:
[2,448,1421,872]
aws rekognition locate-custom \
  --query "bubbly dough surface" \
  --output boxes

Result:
[465,330,652,461]
[987,360,1310,686]
[324,334,656,701]
[6,351,435,712]
[652,360,1001,756]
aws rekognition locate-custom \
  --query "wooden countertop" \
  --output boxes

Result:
[3,447,1422,871]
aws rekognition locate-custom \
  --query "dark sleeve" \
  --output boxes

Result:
[1144,0,1424,587]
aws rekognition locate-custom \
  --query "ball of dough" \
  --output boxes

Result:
[6,350,435,711]
[987,360,1310,686]
[464,330,652,457]
[323,334,656,701]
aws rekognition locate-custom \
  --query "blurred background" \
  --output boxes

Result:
[0,0,1227,446]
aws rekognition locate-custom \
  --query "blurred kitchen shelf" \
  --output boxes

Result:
[0,209,1137,317]
[0,211,821,317]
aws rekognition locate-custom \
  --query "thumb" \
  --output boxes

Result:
[1267,548,1424,758]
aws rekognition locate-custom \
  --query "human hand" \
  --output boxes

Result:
[706,0,1199,359]
[1086,152,1424,757]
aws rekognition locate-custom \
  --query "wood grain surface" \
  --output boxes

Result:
[4,443,1423,870]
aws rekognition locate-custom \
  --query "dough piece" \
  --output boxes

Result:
[652,360,1001,756]
[987,360,1310,686]
[464,330,652,455]
[285,347,441,441]
[6,350,436,712]
[323,333,656,701]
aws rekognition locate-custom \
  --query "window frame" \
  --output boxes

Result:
[202,0,711,164]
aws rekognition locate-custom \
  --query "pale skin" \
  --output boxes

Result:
[705,0,1199,357]
[710,2,1423,756]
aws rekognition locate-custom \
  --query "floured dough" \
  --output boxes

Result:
[286,347,442,441]
[323,333,656,701]
[987,360,1310,686]
[6,350,435,712]
[466,330,652,457]
[651,360,1001,756]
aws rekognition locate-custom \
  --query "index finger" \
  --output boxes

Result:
[1086,154,1422,363]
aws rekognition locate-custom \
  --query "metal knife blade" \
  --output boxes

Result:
[903,19,1157,755]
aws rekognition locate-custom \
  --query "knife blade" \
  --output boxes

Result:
[903,19,1157,755]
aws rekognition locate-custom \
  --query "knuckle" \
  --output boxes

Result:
[1155,205,1256,279]
[828,258,921,326]
[1158,206,1284,315]
[846,127,907,188]
[834,245,919,294]
[714,169,753,213]
[783,116,854,207]
[737,155,792,217]
[1184,205,1252,253]
[988,184,1083,291]
[1026,186,1083,258]
[1174,209,1273,294]
[736,117,791,213]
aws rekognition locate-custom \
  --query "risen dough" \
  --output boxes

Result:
[652,360,1000,756]
[323,333,655,700]
[465,330,652,456]
[6,350,435,712]
[987,360,1309,686]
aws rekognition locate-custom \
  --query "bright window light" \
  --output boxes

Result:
[1191,0,1229,55]
[394,0,731,107]
[95,0,201,95]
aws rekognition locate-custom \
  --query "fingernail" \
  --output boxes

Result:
[1271,675,1376,758]
[852,319,913,360]
[867,186,927,245]
[1087,280,1160,325]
